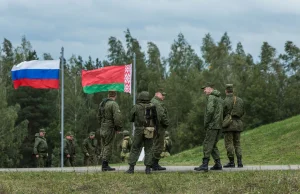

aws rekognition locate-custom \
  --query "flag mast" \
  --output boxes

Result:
[60,47,64,168]
[132,53,136,136]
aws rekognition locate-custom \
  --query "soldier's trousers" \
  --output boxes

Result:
[37,154,47,167]
[152,128,165,160]
[224,131,242,158]
[64,156,75,167]
[100,126,115,162]
[202,129,221,160]
[84,155,97,166]
[128,127,153,166]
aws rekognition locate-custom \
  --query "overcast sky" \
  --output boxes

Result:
[1,0,300,63]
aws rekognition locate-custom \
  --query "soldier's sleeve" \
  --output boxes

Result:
[121,140,128,149]
[64,139,69,155]
[223,98,229,118]
[204,95,215,129]
[33,138,40,155]
[97,103,102,125]
[82,139,88,154]
[129,105,136,123]
[112,102,123,130]
[157,104,170,128]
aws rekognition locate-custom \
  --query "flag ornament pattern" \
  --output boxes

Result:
[81,64,132,94]
[11,60,60,89]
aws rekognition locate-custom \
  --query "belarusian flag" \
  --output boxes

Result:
[81,64,132,94]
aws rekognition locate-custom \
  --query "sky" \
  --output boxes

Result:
[1,0,300,63]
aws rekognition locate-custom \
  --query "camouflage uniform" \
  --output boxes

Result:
[195,83,223,172]
[97,90,122,171]
[223,84,245,168]
[33,129,48,167]
[126,91,157,174]
[64,132,76,167]
[151,90,170,171]
[161,131,172,158]
[120,130,132,163]
[82,132,99,166]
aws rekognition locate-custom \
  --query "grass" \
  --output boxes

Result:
[0,171,300,193]
[159,115,300,166]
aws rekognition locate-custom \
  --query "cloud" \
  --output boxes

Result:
[0,0,300,62]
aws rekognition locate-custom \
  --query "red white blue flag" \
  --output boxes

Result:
[11,60,60,89]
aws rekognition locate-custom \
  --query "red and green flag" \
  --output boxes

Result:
[81,64,132,94]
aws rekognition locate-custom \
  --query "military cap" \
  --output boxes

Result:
[201,82,214,89]
[39,128,46,133]
[225,84,233,92]
[122,130,130,136]
[157,88,166,96]
[65,131,73,136]
[89,132,95,136]
[108,90,117,97]
[137,91,150,101]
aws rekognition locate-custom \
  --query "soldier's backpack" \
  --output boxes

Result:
[143,103,157,139]
[98,98,112,125]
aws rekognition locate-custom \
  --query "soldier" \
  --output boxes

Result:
[223,84,245,168]
[126,91,158,174]
[64,131,76,167]
[97,90,123,171]
[33,129,48,167]
[151,89,170,171]
[120,130,132,163]
[160,131,172,158]
[194,82,223,172]
[82,132,99,166]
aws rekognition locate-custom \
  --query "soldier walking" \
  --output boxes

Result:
[82,132,99,166]
[33,129,48,167]
[64,131,76,167]
[120,130,132,163]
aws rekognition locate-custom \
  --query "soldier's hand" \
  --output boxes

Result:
[67,154,70,158]
[36,155,39,158]
[86,153,90,157]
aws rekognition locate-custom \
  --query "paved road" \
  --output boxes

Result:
[0,165,299,173]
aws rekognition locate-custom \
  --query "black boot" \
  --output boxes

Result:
[194,158,209,172]
[223,157,235,168]
[152,159,166,171]
[126,165,134,174]
[237,156,243,168]
[145,165,151,174]
[102,161,116,171]
[210,159,222,170]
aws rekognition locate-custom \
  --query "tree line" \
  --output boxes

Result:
[0,29,299,167]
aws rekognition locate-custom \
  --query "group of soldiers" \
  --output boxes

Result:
[33,82,244,173]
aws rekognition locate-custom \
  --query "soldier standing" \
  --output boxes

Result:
[194,82,223,172]
[64,131,76,167]
[97,90,123,171]
[33,129,48,167]
[82,132,99,166]
[120,130,132,163]
[160,131,172,158]
[126,91,158,174]
[223,84,245,168]
[151,89,169,171]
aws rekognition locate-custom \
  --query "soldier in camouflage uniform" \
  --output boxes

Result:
[82,132,99,166]
[126,91,157,174]
[33,129,48,167]
[151,89,170,171]
[120,130,132,163]
[160,131,172,158]
[195,82,223,172]
[64,131,76,167]
[223,84,245,168]
[97,90,123,171]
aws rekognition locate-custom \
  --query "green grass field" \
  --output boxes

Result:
[160,115,300,166]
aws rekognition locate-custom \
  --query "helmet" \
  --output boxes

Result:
[137,91,150,102]
[122,130,130,136]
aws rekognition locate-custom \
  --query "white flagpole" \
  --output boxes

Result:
[60,47,64,168]
[132,53,136,136]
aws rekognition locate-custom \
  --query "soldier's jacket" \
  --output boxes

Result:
[33,136,48,155]
[130,101,153,128]
[150,96,169,129]
[121,136,132,153]
[82,138,99,155]
[64,139,76,156]
[163,136,172,153]
[223,93,245,132]
[204,90,223,130]
[98,99,122,131]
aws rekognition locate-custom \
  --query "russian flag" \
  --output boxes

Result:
[11,60,60,89]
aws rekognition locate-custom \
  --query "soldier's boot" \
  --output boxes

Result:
[101,161,115,171]
[237,156,243,168]
[210,159,223,170]
[125,165,134,174]
[152,159,166,171]
[194,158,209,172]
[145,165,151,174]
[223,157,235,168]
